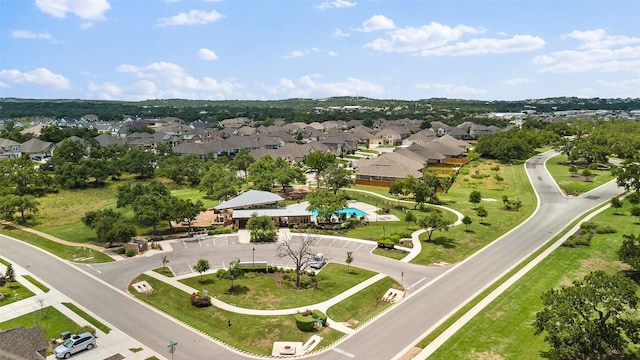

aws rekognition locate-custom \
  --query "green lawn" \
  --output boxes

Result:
[0,280,35,306]
[61,302,111,334]
[0,306,79,342]
[327,277,402,325]
[180,263,375,310]
[131,274,345,356]
[0,225,114,263]
[22,275,50,292]
[544,154,615,195]
[426,201,640,359]
[372,247,409,260]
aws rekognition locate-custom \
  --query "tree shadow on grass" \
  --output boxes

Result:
[226,285,249,296]
[197,278,215,286]
[429,236,457,249]
[479,222,492,227]
[619,269,640,286]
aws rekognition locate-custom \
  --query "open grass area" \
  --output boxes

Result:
[62,302,111,334]
[131,274,344,356]
[425,200,640,359]
[372,247,409,260]
[22,275,50,292]
[327,277,402,325]
[152,267,175,277]
[544,154,615,196]
[0,225,114,263]
[0,280,35,306]
[179,263,375,310]
[0,306,79,342]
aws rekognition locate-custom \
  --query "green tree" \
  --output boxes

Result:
[4,264,15,287]
[568,164,578,177]
[247,154,277,191]
[117,180,170,208]
[404,211,417,229]
[321,162,354,194]
[199,163,243,200]
[469,190,482,208]
[246,213,277,242]
[121,148,157,178]
[274,157,306,193]
[345,251,353,273]
[132,194,170,234]
[631,206,640,221]
[534,271,640,360]
[0,155,51,196]
[306,189,348,222]
[614,159,640,193]
[305,150,336,188]
[618,233,640,271]
[194,258,211,283]
[610,197,623,215]
[82,209,136,247]
[229,149,255,179]
[389,180,405,206]
[223,258,244,291]
[170,198,204,235]
[581,168,594,182]
[462,215,472,231]
[418,211,451,242]
[476,206,488,224]
[0,195,39,222]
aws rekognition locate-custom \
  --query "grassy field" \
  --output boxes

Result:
[544,154,615,195]
[0,225,114,263]
[131,274,345,356]
[0,306,79,342]
[179,263,375,309]
[327,276,402,325]
[425,200,640,359]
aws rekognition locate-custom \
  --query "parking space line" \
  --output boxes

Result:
[355,243,364,252]
[342,241,349,248]
[329,239,336,247]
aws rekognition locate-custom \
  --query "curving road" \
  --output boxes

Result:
[0,151,624,359]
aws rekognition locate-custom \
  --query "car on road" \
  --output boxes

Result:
[309,253,326,269]
[54,332,96,358]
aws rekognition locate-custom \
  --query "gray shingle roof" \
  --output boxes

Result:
[214,190,284,210]
[0,326,48,360]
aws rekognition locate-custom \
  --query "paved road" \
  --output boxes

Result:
[0,151,623,359]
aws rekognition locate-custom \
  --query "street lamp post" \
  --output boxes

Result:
[252,246,255,269]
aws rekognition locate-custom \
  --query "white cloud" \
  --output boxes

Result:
[198,48,218,60]
[157,9,224,27]
[316,0,357,10]
[269,75,385,98]
[534,29,640,74]
[35,0,111,20]
[283,48,324,59]
[419,35,545,56]
[364,22,483,53]
[94,61,241,100]
[506,78,533,86]
[327,51,338,57]
[356,15,395,33]
[333,28,350,37]
[563,29,640,50]
[11,30,55,41]
[0,67,70,89]
[416,83,486,97]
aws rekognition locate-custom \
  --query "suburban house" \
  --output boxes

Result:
[0,138,21,160]
[355,152,424,186]
[213,190,311,228]
[0,326,48,360]
[19,138,54,160]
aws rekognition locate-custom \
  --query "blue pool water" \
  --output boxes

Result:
[312,207,367,218]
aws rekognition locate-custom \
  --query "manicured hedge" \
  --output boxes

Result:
[294,313,316,331]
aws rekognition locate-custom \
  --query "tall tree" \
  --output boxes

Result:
[82,209,136,247]
[321,162,354,194]
[121,148,157,178]
[199,163,242,200]
[274,157,306,193]
[534,271,640,360]
[229,149,254,179]
[618,233,640,271]
[222,258,244,292]
[610,197,623,215]
[418,211,451,241]
[306,189,348,222]
[476,206,488,224]
[170,198,204,235]
[404,211,417,229]
[4,264,15,287]
[614,159,640,193]
[277,233,316,287]
[462,215,472,231]
[247,154,277,191]
[246,213,277,242]
[0,155,50,196]
[305,150,336,188]
[132,194,170,234]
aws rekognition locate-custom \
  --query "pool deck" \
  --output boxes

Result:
[294,200,399,222]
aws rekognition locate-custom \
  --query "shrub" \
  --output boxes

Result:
[295,313,316,331]
[312,309,328,326]
[563,235,591,247]
[208,226,234,235]
[377,239,395,249]
[125,249,136,257]
[117,247,126,255]
[190,292,212,307]
[75,325,96,336]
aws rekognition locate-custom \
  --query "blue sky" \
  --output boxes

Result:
[1,0,639,101]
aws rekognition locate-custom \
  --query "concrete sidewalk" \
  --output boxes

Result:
[0,262,165,360]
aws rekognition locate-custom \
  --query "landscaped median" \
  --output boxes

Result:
[129,263,404,356]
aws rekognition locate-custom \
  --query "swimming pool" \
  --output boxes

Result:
[312,207,367,218]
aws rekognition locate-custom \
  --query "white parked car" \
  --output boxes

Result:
[54,332,96,358]
[310,253,326,269]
